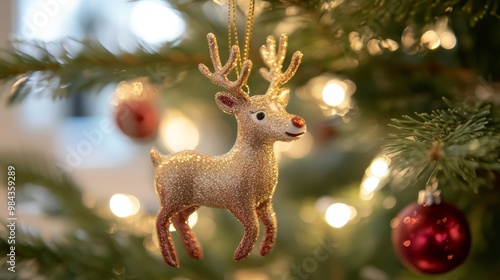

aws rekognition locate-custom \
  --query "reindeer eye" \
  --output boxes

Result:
[251,111,266,123]
[256,112,265,120]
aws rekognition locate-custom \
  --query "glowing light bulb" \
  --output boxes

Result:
[440,31,457,50]
[322,80,346,106]
[362,177,380,193]
[160,111,200,152]
[421,30,440,49]
[325,203,356,228]
[367,39,383,55]
[109,194,140,218]
[369,158,389,178]
[402,26,416,48]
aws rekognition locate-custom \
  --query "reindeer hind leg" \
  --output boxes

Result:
[171,205,203,259]
[156,206,181,268]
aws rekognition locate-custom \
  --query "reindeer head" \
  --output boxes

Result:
[199,33,306,144]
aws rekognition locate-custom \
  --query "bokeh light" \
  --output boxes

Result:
[109,194,140,218]
[360,155,390,200]
[130,0,185,44]
[298,75,356,117]
[169,211,198,232]
[160,110,200,153]
[322,80,346,106]
[421,30,440,49]
[325,203,357,228]
[369,157,389,178]
[440,31,457,49]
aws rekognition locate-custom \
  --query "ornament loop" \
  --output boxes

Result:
[418,169,441,206]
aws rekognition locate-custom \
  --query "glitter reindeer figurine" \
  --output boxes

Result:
[151,33,306,267]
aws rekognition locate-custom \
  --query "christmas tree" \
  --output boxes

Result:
[1,0,500,279]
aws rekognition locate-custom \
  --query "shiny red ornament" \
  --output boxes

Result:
[115,100,159,139]
[391,201,471,274]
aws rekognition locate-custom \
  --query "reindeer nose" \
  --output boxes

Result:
[291,116,306,128]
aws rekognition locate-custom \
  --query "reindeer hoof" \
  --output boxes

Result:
[234,249,251,261]
[187,246,203,259]
[161,247,180,268]
[260,244,273,257]
[165,257,180,268]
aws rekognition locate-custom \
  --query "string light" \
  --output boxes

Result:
[322,80,347,106]
[160,110,200,153]
[325,203,357,228]
[439,31,457,49]
[421,30,440,50]
[370,157,389,177]
[109,194,140,218]
[360,155,390,200]
[299,75,356,117]
[367,39,383,55]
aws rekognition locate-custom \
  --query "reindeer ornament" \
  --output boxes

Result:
[151,33,306,267]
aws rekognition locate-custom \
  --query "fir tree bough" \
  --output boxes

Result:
[1,0,498,105]
[384,98,500,192]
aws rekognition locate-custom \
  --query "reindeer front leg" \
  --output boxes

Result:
[230,206,260,261]
[257,201,277,256]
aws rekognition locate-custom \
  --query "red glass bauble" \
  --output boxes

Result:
[115,100,159,139]
[391,202,471,274]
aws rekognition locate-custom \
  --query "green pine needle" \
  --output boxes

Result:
[383,98,500,192]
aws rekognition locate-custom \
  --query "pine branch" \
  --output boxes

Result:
[0,39,207,104]
[277,0,499,26]
[383,98,500,192]
[0,153,108,228]
[0,0,497,106]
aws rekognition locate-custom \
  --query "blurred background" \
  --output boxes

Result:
[0,0,499,279]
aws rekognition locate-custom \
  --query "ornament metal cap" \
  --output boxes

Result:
[417,176,442,206]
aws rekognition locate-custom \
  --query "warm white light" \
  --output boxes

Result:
[325,203,356,228]
[109,194,140,218]
[383,196,397,209]
[440,31,457,50]
[402,26,416,48]
[369,158,389,178]
[322,80,346,106]
[359,191,374,201]
[362,177,380,193]
[161,111,200,152]
[367,39,383,55]
[169,211,198,232]
[385,39,399,51]
[421,30,440,49]
[130,1,185,44]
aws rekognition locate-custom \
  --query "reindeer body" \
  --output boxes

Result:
[152,33,305,268]
[152,138,277,210]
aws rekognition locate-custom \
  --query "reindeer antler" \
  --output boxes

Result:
[199,33,252,99]
[259,34,303,100]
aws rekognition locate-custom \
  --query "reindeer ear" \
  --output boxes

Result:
[274,88,290,107]
[215,92,243,114]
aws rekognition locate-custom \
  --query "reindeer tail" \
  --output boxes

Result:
[150,147,163,168]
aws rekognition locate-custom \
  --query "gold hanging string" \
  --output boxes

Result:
[242,0,255,64]
[228,0,256,80]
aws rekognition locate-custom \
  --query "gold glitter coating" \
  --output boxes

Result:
[151,33,306,268]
